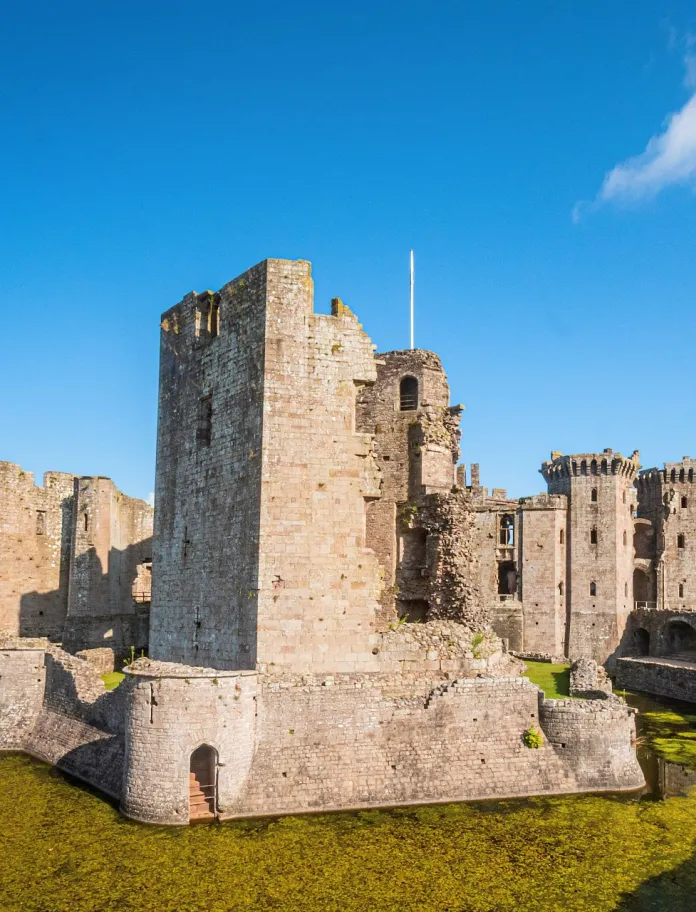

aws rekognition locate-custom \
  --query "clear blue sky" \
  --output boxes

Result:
[2,1,696,501]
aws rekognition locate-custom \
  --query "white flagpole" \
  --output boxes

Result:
[409,249,415,350]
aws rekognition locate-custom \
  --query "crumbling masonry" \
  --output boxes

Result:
[1,258,647,823]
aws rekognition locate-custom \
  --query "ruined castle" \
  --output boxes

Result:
[8,255,692,823]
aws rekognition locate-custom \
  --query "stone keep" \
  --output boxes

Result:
[541,449,639,661]
[149,259,383,673]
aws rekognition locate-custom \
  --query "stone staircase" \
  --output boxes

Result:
[189,771,215,820]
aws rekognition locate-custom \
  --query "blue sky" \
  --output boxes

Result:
[2,1,696,501]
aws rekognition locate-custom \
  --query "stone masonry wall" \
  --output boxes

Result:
[149,263,268,669]
[64,476,153,654]
[0,463,75,639]
[121,660,643,824]
[616,656,696,703]
[0,644,46,749]
[542,450,639,662]
[255,268,383,673]
[518,494,568,656]
[637,459,696,611]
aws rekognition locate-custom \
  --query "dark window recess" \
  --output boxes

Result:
[590,528,598,544]
[679,583,685,598]
[559,528,564,545]
[210,300,220,337]
[399,376,419,411]
[591,488,598,502]
[678,534,686,549]
[396,599,429,623]
[590,581,597,596]
[36,511,46,535]
[682,496,688,509]
[84,513,89,532]
[197,395,213,446]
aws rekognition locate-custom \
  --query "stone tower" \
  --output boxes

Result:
[149,259,383,673]
[541,449,639,662]
[636,458,696,611]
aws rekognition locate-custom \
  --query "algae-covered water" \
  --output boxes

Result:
[2,681,696,911]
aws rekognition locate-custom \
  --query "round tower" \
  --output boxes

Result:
[540,449,640,662]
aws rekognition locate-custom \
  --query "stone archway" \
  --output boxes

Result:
[189,744,217,821]
[664,620,696,656]
[634,627,650,656]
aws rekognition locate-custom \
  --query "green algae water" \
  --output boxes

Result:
[3,682,696,912]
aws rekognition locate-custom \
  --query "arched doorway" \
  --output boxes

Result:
[665,621,696,656]
[634,627,650,656]
[189,745,217,821]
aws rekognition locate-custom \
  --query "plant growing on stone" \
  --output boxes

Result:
[523,727,543,749]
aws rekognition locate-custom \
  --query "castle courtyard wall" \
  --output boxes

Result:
[120,660,643,824]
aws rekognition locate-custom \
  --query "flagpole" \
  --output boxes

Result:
[409,249,414,350]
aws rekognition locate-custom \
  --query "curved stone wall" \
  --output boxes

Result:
[539,697,643,792]
[121,660,258,825]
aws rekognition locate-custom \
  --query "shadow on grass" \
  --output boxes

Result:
[615,848,696,911]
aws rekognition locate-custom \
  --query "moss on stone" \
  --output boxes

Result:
[2,753,696,911]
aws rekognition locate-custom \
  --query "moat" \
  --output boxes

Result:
[2,680,696,912]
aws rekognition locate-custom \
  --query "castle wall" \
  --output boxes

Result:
[616,655,696,703]
[518,495,567,655]
[543,450,638,662]
[64,477,153,654]
[0,645,45,748]
[149,264,268,669]
[0,463,75,639]
[121,661,643,824]
[637,459,696,611]
[254,266,382,673]
[0,641,124,797]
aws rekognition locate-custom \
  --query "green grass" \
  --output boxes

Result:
[1,753,696,912]
[101,672,125,691]
[522,660,571,698]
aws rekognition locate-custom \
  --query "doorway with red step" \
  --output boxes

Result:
[189,744,217,821]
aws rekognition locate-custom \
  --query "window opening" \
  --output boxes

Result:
[679,583,685,598]
[399,376,418,411]
[197,395,213,447]
[678,534,685,550]
[590,581,597,596]
[499,514,514,546]
[682,496,688,509]
[591,488,598,502]
[590,527,598,545]
[559,528,564,545]
[36,511,46,535]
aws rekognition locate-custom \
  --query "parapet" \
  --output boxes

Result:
[638,457,696,489]
[541,448,641,486]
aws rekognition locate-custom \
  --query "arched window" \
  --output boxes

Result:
[399,376,418,411]
[678,534,685,549]
[682,496,688,509]
[590,581,597,596]
[591,488,598,502]
[499,514,514,546]
[590,527,598,545]
[559,528,564,545]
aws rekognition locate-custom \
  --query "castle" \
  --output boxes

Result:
[8,255,696,823]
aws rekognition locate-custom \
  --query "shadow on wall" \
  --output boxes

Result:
[614,848,696,911]
[19,539,152,658]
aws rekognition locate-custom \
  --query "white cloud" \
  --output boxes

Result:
[575,41,696,218]
[597,93,696,204]
[146,491,155,507]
